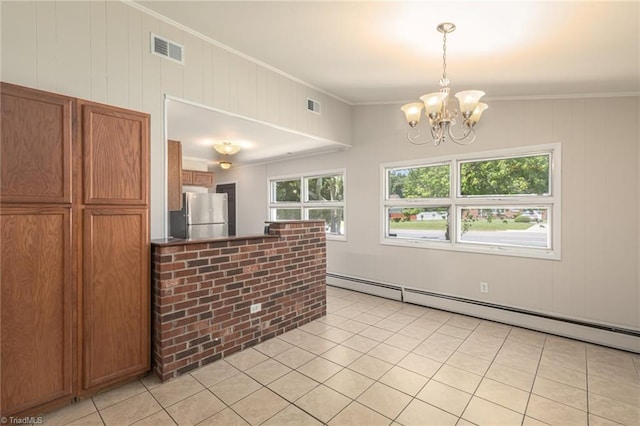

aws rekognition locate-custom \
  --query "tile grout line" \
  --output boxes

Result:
[515,328,546,426]
[58,288,638,426]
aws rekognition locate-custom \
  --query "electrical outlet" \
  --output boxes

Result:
[250,303,262,313]
[480,282,489,293]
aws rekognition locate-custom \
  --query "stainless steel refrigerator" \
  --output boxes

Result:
[170,192,229,239]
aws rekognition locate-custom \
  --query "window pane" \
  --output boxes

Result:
[306,175,344,202]
[307,207,344,235]
[388,164,450,199]
[271,208,301,220]
[387,206,450,241]
[458,207,550,248]
[460,154,550,196]
[273,179,301,202]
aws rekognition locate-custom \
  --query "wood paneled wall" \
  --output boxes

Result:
[0,0,353,239]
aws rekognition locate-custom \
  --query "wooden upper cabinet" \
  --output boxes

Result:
[182,170,215,188]
[181,170,193,185]
[167,140,183,211]
[1,206,74,415]
[192,171,215,188]
[0,83,73,204]
[82,208,149,390]
[82,102,149,205]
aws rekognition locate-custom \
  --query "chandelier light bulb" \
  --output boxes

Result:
[420,92,448,118]
[468,102,489,124]
[455,90,486,117]
[400,102,424,127]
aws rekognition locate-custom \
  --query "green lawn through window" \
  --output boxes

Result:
[389,219,543,231]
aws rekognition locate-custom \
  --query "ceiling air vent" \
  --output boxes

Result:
[307,98,321,115]
[151,33,184,64]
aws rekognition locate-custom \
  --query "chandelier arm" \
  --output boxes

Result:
[446,124,477,145]
[407,127,436,146]
[432,123,445,146]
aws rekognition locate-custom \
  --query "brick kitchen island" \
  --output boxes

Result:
[150,220,327,381]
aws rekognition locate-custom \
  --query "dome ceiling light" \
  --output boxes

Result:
[213,141,241,155]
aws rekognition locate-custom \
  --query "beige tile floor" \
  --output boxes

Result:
[34,286,640,425]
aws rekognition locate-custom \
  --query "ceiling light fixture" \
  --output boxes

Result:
[219,160,232,170]
[401,22,488,146]
[213,141,241,155]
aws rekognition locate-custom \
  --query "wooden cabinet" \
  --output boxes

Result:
[168,140,215,209]
[82,208,149,390]
[1,84,73,204]
[192,171,215,187]
[0,83,150,416]
[1,206,74,415]
[79,100,150,396]
[167,140,183,210]
[82,102,149,206]
[181,169,193,185]
[182,169,215,188]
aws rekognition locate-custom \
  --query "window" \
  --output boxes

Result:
[269,170,346,239]
[382,144,561,259]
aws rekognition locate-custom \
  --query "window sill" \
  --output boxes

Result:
[380,237,561,260]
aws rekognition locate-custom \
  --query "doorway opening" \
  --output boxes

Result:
[216,183,236,236]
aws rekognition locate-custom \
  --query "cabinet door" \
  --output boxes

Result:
[1,83,73,204]
[191,171,215,188]
[1,207,74,416]
[82,208,149,390]
[181,170,193,185]
[167,140,183,211]
[82,102,149,205]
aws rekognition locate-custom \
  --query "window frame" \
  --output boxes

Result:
[381,144,561,260]
[268,169,346,241]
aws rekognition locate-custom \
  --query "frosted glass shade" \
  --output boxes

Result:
[469,102,488,123]
[213,141,241,155]
[455,90,485,115]
[401,102,424,126]
[420,92,448,116]
[219,161,232,169]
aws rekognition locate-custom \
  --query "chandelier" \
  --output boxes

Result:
[401,23,488,146]
[213,141,241,155]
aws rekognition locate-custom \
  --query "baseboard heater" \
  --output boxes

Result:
[326,273,403,301]
[326,273,640,354]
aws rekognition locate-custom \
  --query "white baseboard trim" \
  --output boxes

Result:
[327,274,402,301]
[326,273,640,354]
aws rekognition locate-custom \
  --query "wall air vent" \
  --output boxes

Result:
[307,98,321,114]
[151,33,184,64]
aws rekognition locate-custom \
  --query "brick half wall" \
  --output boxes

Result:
[151,221,327,381]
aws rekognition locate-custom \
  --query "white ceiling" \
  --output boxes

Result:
[142,1,639,166]
[166,98,350,166]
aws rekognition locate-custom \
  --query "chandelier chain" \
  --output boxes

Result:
[442,30,448,86]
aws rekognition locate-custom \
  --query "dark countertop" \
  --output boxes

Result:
[151,233,278,247]
[152,220,325,247]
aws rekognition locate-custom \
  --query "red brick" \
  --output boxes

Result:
[158,262,185,272]
[152,221,327,382]
[174,252,198,261]
[159,245,185,254]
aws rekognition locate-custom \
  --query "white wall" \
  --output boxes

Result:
[3,0,638,342]
[216,166,268,236]
[246,97,640,335]
[0,0,352,238]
